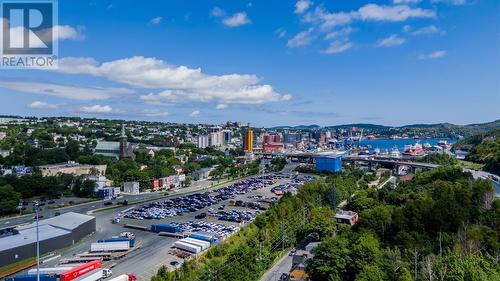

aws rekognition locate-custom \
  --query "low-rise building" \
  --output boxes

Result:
[39,161,106,177]
[123,181,140,195]
[335,210,359,226]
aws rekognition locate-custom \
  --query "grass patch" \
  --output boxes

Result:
[459,160,485,170]
[0,257,36,279]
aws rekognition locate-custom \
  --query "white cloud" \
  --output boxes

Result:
[53,56,284,105]
[222,12,251,27]
[287,28,314,48]
[2,21,85,48]
[80,104,113,114]
[377,34,406,47]
[295,0,312,14]
[403,25,412,32]
[324,27,355,40]
[411,25,441,35]
[302,4,435,30]
[55,25,85,40]
[28,101,59,109]
[211,7,226,17]
[149,16,162,25]
[323,40,353,54]
[189,110,200,117]
[393,0,422,4]
[431,0,466,5]
[276,28,287,38]
[216,103,228,110]
[281,94,293,101]
[141,109,169,117]
[418,50,446,60]
[0,80,134,100]
[358,4,436,22]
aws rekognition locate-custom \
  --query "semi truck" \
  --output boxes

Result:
[27,267,74,275]
[72,269,103,281]
[181,238,210,250]
[107,275,136,281]
[98,237,135,247]
[90,241,130,252]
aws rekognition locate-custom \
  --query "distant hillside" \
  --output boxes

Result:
[326,123,391,130]
[271,125,321,130]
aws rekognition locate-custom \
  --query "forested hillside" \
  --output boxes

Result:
[308,166,499,281]
[454,129,500,175]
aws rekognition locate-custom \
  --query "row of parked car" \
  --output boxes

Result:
[123,175,283,220]
[207,209,257,223]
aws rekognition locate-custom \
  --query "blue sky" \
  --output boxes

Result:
[0,0,499,127]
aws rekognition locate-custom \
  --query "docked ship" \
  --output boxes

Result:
[390,146,401,159]
[402,141,426,157]
[437,140,451,149]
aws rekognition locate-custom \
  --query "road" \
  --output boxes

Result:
[260,251,293,281]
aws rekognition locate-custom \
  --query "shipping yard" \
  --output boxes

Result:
[5,171,313,281]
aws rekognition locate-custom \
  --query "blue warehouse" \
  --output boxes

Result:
[315,152,346,173]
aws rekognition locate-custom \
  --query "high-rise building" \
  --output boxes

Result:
[243,129,254,152]
[209,131,223,147]
[223,130,232,143]
[283,132,302,143]
[197,135,209,148]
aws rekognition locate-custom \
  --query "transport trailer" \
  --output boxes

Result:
[107,274,137,281]
[27,267,74,275]
[59,260,102,281]
[90,241,130,252]
[6,274,58,281]
[172,241,202,254]
[71,269,103,281]
[151,224,181,233]
[98,237,135,247]
[181,238,210,250]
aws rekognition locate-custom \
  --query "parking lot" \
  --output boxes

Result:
[24,173,313,281]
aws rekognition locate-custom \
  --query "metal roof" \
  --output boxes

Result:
[0,224,70,252]
[16,212,95,232]
[95,141,120,151]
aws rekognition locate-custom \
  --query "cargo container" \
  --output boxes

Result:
[91,241,130,252]
[28,267,74,275]
[173,241,202,254]
[72,268,103,281]
[6,274,58,281]
[150,224,181,233]
[60,260,102,281]
[190,233,218,245]
[98,237,135,247]
[181,238,210,250]
[107,274,136,281]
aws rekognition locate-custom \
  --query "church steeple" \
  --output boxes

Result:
[119,124,128,157]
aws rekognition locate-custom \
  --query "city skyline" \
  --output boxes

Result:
[0,0,499,127]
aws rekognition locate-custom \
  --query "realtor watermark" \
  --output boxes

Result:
[1,0,58,69]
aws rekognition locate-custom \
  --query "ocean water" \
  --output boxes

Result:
[357,138,457,152]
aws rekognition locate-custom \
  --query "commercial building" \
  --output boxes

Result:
[0,212,96,267]
[243,129,254,152]
[222,130,232,143]
[209,131,224,147]
[123,181,140,195]
[263,133,284,153]
[39,162,107,177]
[315,151,346,173]
[283,133,302,143]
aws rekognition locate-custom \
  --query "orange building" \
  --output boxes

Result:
[244,129,253,152]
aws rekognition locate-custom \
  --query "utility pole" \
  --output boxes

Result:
[281,221,285,251]
[33,201,40,281]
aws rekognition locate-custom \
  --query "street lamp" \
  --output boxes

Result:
[32,201,40,281]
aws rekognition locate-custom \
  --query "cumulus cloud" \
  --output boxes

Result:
[80,104,113,114]
[28,101,59,109]
[216,103,228,110]
[211,7,226,17]
[3,21,85,48]
[303,4,435,30]
[287,28,315,48]
[141,109,169,117]
[418,50,446,60]
[295,0,312,14]
[393,0,422,4]
[281,94,293,101]
[52,56,284,104]
[189,110,200,117]
[323,40,353,54]
[377,34,406,47]
[411,25,441,35]
[0,80,134,100]
[324,27,355,40]
[222,12,251,27]
[149,16,162,25]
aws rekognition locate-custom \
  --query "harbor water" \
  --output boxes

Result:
[358,138,457,153]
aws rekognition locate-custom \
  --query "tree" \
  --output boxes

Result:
[351,232,383,273]
[307,236,352,280]
[0,184,21,215]
[305,207,336,239]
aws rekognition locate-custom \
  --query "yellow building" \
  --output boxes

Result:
[244,129,253,152]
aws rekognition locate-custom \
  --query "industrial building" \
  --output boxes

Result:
[38,162,107,177]
[315,151,346,173]
[0,212,96,267]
